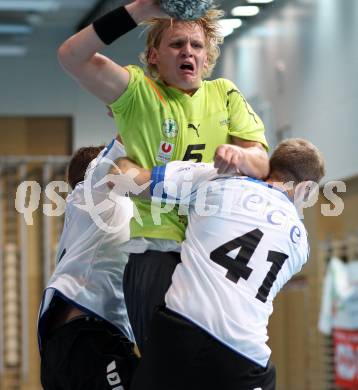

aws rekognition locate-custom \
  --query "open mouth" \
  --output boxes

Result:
[179,63,194,72]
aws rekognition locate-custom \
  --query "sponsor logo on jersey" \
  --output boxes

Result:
[219,118,230,126]
[156,141,175,163]
[162,118,178,138]
[106,360,124,390]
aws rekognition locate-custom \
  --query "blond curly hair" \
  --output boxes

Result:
[139,9,224,79]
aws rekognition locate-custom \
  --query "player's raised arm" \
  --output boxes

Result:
[57,0,168,104]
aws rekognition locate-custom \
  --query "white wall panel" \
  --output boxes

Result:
[219,0,358,182]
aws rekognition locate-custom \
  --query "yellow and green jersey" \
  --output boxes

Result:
[110,65,268,242]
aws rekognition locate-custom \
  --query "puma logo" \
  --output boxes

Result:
[188,123,200,138]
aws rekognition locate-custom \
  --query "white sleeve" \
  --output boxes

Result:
[85,139,127,187]
[150,161,219,203]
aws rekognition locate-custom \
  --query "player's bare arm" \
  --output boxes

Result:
[214,138,269,179]
[108,157,152,198]
[57,0,168,104]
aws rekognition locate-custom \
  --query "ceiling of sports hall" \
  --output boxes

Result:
[0,0,281,56]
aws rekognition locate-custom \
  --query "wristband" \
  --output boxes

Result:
[93,6,137,45]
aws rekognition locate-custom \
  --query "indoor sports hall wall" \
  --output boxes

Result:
[0,27,144,149]
[0,120,70,389]
[218,0,358,183]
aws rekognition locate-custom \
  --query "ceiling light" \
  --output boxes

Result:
[0,1,59,12]
[231,6,260,17]
[247,0,274,3]
[0,45,27,56]
[0,24,33,34]
[220,26,233,37]
[220,19,242,29]
[219,18,242,37]
[26,13,43,26]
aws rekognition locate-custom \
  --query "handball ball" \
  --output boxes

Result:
[159,0,214,20]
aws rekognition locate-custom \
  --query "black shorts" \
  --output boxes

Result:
[123,250,181,352]
[40,316,139,390]
[131,307,276,390]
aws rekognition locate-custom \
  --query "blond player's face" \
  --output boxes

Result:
[149,23,208,93]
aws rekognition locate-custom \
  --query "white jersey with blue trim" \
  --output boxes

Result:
[38,140,135,346]
[151,161,309,367]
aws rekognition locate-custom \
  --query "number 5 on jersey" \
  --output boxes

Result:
[183,144,206,162]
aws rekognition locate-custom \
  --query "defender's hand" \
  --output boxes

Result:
[214,144,244,175]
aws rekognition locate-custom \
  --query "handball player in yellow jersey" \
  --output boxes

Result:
[58,0,269,351]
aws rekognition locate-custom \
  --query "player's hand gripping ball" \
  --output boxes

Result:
[159,0,214,20]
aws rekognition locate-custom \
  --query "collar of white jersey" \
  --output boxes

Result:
[215,176,293,204]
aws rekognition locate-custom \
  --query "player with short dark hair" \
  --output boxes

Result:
[38,140,138,390]
[108,138,325,390]
[67,145,104,189]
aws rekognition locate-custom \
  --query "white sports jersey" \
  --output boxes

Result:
[318,257,358,334]
[38,140,135,346]
[150,161,309,367]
